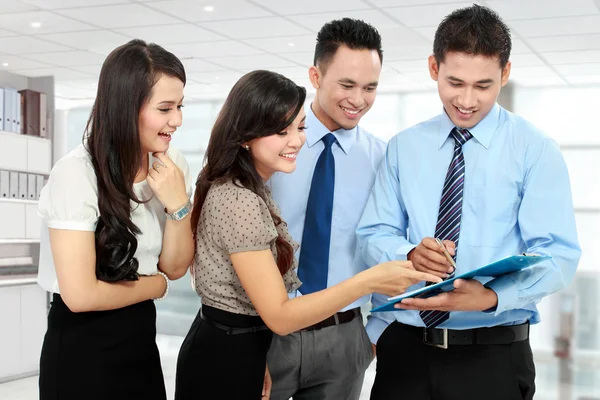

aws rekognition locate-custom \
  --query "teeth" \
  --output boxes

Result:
[159,132,172,137]
[280,153,296,159]
[457,108,474,114]
[341,106,359,115]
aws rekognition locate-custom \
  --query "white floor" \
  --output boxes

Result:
[0,334,376,400]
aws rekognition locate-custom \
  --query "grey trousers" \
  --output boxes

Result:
[266,313,373,400]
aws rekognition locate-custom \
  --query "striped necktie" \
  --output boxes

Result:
[420,127,473,328]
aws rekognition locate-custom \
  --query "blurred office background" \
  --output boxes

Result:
[0,0,599,399]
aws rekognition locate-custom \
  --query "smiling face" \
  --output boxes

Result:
[429,51,511,129]
[309,45,381,132]
[138,73,185,154]
[248,107,307,181]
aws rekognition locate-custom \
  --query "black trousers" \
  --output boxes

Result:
[175,305,273,400]
[371,321,536,400]
[39,294,166,400]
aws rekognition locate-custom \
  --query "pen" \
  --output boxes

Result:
[435,238,457,270]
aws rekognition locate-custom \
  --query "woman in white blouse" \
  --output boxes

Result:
[37,39,194,400]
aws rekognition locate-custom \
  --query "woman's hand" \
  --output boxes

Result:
[359,260,442,297]
[146,152,188,213]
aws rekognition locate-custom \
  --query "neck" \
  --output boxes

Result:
[134,152,149,183]
[311,97,340,132]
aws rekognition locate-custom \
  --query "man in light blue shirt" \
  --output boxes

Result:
[357,5,581,400]
[267,18,386,400]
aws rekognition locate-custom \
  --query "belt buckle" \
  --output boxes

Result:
[423,328,448,349]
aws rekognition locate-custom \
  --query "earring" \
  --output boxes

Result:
[244,145,250,151]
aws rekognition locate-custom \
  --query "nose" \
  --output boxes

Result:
[458,87,477,109]
[289,129,304,148]
[169,110,183,128]
[347,88,364,108]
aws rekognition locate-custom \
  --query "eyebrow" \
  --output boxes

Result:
[447,76,494,85]
[157,96,185,105]
[339,78,379,87]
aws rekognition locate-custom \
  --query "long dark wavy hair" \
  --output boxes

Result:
[190,70,306,276]
[84,39,186,282]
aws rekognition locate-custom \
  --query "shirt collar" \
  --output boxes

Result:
[438,103,500,150]
[305,103,357,154]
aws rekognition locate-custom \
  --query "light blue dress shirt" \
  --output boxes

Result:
[270,104,386,312]
[357,103,581,344]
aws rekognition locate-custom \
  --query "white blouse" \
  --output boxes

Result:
[37,144,193,294]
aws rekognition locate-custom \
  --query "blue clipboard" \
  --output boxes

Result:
[371,254,551,312]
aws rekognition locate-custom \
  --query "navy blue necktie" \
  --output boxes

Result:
[298,133,336,295]
[420,128,473,328]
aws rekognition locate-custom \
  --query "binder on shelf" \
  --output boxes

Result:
[15,88,21,134]
[27,174,36,200]
[0,87,4,131]
[18,172,27,199]
[9,171,18,198]
[36,175,45,199]
[4,87,13,133]
[40,92,47,138]
[19,89,41,136]
[0,170,8,198]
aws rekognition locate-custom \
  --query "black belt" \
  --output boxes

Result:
[200,312,270,336]
[301,308,360,332]
[402,321,529,349]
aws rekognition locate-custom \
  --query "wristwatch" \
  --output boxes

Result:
[165,200,192,221]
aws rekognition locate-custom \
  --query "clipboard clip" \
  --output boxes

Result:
[522,253,541,257]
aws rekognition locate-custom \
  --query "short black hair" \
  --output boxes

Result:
[434,3,511,69]
[314,18,383,74]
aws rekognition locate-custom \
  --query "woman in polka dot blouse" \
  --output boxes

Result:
[174,70,441,399]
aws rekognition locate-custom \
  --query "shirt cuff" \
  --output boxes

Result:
[484,275,519,316]
[394,243,417,261]
[366,315,392,345]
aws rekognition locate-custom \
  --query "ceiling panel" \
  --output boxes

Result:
[24,50,107,67]
[167,40,264,58]
[180,58,230,73]
[0,1,38,13]
[144,0,274,22]
[0,36,72,54]
[55,3,183,28]
[115,24,227,44]
[287,10,399,33]
[485,0,599,21]
[278,51,314,67]
[0,10,94,34]
[19,0,129,9]
[554,63,600,76]
[384,3,472,28]
[242,35,316,54]
[14,67,94,79]
[509,16,600,38]
[564,74,600,84]
[528,34,600,53]
[0,54,54,70]
[252,0,369,15]
[371,0,463,6]
[199,17,311,39]
[541,49,600,64]
[39,30,132,53]
[509,53,546,67]
[208,54,298,70]
[384,45,433,62]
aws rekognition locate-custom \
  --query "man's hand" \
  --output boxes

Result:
[394,279,498,312]
[407,237,455,279]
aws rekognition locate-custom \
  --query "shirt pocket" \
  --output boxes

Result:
[461,184,521,247]
[331,185,367,236]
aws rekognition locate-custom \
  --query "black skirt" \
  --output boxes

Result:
[39,294,166,400]
[175,305,273,400]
